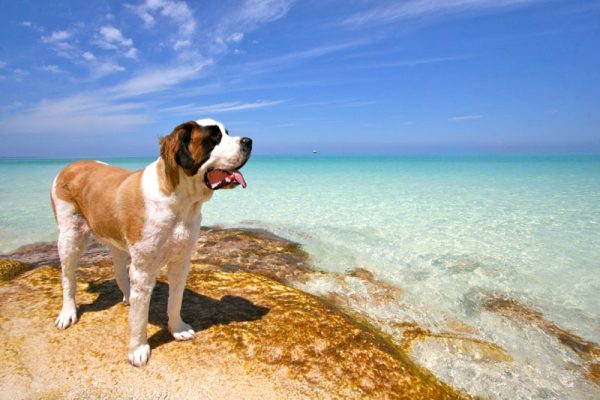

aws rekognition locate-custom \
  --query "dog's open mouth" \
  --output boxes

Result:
[205,169,247,190]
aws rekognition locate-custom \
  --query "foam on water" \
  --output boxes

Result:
[1,154,599,398]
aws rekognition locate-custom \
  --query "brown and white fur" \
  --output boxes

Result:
[50,118,252,366]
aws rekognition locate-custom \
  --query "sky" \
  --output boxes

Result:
[0,0,599,157]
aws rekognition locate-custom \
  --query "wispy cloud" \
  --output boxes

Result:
[343,0,539,27]
[449,115,483,121]
[354,56,465,69]
[41,30,71,43]
[0,95,150,135]
[93,25,139,60]
[89,61,127,80]
[40,64,64,73]
[20,20,44,32]
[291,99,382,108]
[110,61,212,97]
[130,0,196,34]
[40,29,80,59]
[82,51,96,61]
[128,0,196,51]
[231,40,367,75]
[160,99,284,114]
[95,25,133,49]
[209,0,296,54]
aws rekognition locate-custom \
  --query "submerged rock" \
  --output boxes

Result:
[482,294,600,386]
[0,228,470,399]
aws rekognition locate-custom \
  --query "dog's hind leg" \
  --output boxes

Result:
[53,197,90,329]
[108,245,131,305]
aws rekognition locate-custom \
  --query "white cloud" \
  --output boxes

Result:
[128,0,197,52]
[227,32,245,43]
[0,95,149,135]
[173,39,191,50]
[41,64,63,73]
[41,30,71,43]
[343,0,538,27]
[449,115,483,121]
[82,51,96,61]
[13,69,29,81]
[95,62,126,74]
[227,0,295,30]
[130,0,196,38]
[40,30,77,59]
[111,61,211,97]
[124,47,139,59]
[355,56,465,69]
[235,40,366,74]
[21,21,45,33]
[93,26,139,60]
[208,0,294,54]
[95,25,134,49]
[79,52,128,79]
[161,99,284,114]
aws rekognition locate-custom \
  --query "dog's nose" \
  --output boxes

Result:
[241,137,252,150]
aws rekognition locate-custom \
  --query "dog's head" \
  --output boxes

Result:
[159,118,252,192]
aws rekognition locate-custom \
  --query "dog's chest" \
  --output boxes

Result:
[137,203,201,261]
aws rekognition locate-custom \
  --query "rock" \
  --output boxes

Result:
[2,240,110,267]
[403,331,513,364]
[0,228,470,399]
[482,294,600,386]
[192,226,314,285]
[0,259,33,281]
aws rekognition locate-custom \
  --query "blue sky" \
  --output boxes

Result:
[0,0,599,157]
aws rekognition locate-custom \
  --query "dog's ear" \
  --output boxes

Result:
[175,123,195,170]
[159,121,199,191]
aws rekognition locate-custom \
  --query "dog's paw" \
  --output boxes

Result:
[55,308,78,329]
[170,321,195,341]
[122,296,130,306]
[128,344,151,367]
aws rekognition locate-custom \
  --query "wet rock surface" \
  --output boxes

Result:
[482,294,600,386]
[0,227,469,400]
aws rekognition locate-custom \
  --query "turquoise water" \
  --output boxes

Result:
[1,155,599,398]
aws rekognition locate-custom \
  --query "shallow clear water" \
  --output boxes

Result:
[1,154,599,398]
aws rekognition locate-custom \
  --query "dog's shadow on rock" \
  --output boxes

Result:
[79,279,270,350]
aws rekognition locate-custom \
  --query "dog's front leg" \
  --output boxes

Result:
[127,264,157,367]
[167,260,195,340]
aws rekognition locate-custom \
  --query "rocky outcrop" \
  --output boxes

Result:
[0,228,469,400]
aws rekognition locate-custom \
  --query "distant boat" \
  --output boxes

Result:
[312,150,318,154]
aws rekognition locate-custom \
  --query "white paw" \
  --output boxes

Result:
[170,321,195,341]
[122,297,130,306]
[128,344,151,367]
[55,308,78,329]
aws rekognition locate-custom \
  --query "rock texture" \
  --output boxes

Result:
[0,228,469,400]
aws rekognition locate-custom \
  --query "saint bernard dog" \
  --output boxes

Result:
[50,119,252,366]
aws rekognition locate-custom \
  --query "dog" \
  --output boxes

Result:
[50,118,252,366]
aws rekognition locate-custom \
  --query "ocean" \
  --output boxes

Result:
[1,154,599,399]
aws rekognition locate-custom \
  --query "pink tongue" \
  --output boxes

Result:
[208,169,247,189]
[232,171,247,188]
